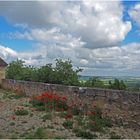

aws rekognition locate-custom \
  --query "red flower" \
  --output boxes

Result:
[11,115,16,120]
[85,112,88,116]
[65,113,73,119]
[91,111,95,115]
[62,96,67,101]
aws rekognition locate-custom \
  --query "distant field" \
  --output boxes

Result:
[79,76,140,90]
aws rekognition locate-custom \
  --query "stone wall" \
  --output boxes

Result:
[1,79,140,129]
[0,67,6,84]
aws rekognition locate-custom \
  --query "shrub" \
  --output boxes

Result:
[102,117,112,127]
[25,127,47,139]
[30,99,44,107]
[9,122,15,126]
[87,119,103,132]
[15,107,29,116]
[74,116,84,126]
[63,120,73,129]
[71,106,82,116]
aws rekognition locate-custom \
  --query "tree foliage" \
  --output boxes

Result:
[6,59,25,80]
[108,79,126,90]
[84,77,105,88]
[6,59,82,86]
[6,59,127,90]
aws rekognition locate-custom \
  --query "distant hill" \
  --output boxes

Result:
[79,75,140,91]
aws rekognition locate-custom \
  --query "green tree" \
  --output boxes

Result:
[36,64,54,83]
[54,59,82,85]
[6,59,83,86]
[84,77,105,88]
[6,59,25,80]
[108,78,126,90]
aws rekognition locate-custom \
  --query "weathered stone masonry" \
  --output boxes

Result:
[1,79,140,129]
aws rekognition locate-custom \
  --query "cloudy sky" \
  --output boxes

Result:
[0,0,140,76]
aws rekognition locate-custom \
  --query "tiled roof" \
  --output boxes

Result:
[0,57,8,67]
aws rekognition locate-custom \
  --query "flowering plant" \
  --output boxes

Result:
[30,92,68,111]
[14,106,29,115]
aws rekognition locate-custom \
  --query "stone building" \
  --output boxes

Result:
[0,57,7,83]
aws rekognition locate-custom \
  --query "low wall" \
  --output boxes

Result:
[1,79,140,129]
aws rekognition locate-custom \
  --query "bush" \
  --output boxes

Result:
[25,127,47,139]
[87,119,103,132]
[63,120,73,129]
[15,107,29,116]
[75,116,83,126]
[102,117,112,127]
[71,106,83,116]
[9,122,15,126]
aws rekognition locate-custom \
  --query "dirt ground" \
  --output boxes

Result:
[0,89,140,139]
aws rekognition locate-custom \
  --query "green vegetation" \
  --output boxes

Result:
[108,78,126,90]
[9,122,15,126]
[6,59,131,90]
[84,77,106,88]
[2,91,25,99]
[24,127,48,139]
[73,128,97,139]
[63,120,73,129]
[109,132,122,139]
[6,59,82,86]
[15,108,29,116]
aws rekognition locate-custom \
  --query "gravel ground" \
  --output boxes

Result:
[0,89,140,139]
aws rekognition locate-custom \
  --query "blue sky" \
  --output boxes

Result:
[0,0,140,76]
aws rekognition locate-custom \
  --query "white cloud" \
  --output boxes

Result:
[129,3,140,27]
[1,1,138,76]
[0,1,131,49]
[1,42,140,76]
[0,44,46,66]
[65,0,131,48]
[0,45,17,62]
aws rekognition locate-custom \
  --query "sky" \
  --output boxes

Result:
[0,0,140,76]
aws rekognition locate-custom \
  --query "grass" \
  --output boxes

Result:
[73,128,97,139]
[2,90,26,99]
[109,132,122,139]
[24,127,48,139]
